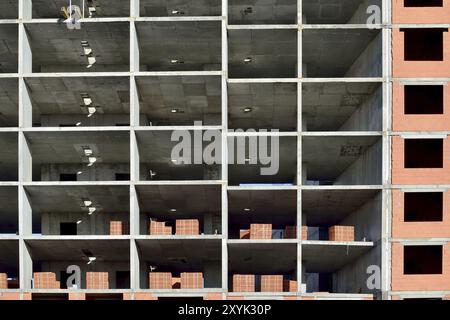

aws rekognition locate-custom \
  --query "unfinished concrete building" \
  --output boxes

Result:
[0,0,448,301]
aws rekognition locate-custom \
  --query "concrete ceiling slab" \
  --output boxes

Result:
[228,29,297,78]
[302,135,380,182]
[25,131,130,164]
[136,21,221,71]
[302,0,382,24]
[302,82,381,131]
[26,239,130,261]
[136,130,221,180]
[32,0,130,18]
[302,189,380,225]
[0,24,18,73]
[0,0,18,19]
[140,0,221,17]
[137,76,221,126]
[228,136,297,185]
[0,187,18,232]
[26,185,130,214]
[0,240,19,272]
[228,242,297,274]
[136,185,221,218]
[228,189,297,230]
[25,22,129,72]
[0,132,18,181]
[302,243,374,272]
[303,29,380,77]
[136,239,221,269]
[229,0,297,25]
[0,78,18,127]
[26,77,130,119]
[228,83,297,131]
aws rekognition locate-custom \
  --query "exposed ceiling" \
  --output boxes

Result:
[302,189,380,225]
[302,135,380,182]
[137,76,221,126]
[302,0,382,24]
[0,187,18,233]
[0,0,18,19]
[228,82,297,131]
[228,136,297,185]
[0,78,18,127]
[32,0,130,18]
[228,243,297,274]
[0,24,18,73]
[228,29,297,78]
[302,243,374,272]
[136,184,221,216]
[26,77,130,121]
[303,29,380,77]
[136,130,221,180]
[228,0,297,25]
[25,22,129,72]
[140,0,221,17]
[26,185,130,214]
[25,131,130,164]
[136,21,221,71]
[26,239,130,261]
[0,132,18,181]
[302,82,381,131]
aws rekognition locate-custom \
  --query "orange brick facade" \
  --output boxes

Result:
[392,0,450,24]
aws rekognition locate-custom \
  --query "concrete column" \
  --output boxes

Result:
[130,239,140,289]
[130,185,140,236]
[19,0,32,21]
[18,186,32,236]
[18,24,31,74]
[130,0,140,18]
[19,239,32,289]
[18,132,32,182]
[130,22,140,73]
[19,79,32,128]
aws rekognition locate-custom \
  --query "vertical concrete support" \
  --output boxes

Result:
[19,240,32,289]
[19,79,32,128]
[297,0,302,293]
[130,185,140,237]
[130,22,140,73]
[130,239,140,289]
[18,132,32,182]
[19,0,32,21]
[130,0,140,18]
[18,24,31,74]
[130,130,140,181]
[18,186,32,236]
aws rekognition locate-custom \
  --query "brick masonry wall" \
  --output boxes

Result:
[391,136,450,185]
[392,0,450,24]
[391,242,450,291]
[392,190,450,238]
[392,82,450,132]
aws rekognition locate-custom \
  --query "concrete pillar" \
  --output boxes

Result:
[18,24,32,74]
[130,239,140,289]
[19,0,32,21]
[19,240,32,289]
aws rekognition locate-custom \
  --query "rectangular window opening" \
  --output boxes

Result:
[404,139,443,168]
[404,0,443,7]
[401,28,447,61]
[404,245,442,274]
[404,192,443,221]
[404,85,444,114]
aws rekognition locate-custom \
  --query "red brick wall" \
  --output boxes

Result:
[391,136,450,185]
[392,29,450,78]
[392,190,450,238]
[392,82,450,132]
[391,243,450,291]
[392,0,450,24]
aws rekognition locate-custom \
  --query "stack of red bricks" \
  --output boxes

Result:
[150,220,172,235]
[0,273,7,289]
[149,272,172,289]
[232,274,255,292]
[249,224,272,239]
[283,279,297,292]
[175,219,200,235]
[181,272,203,289]
[109,221,129,235]
[261,275,283,292]
[34,272,60,289]
[328,225,354,241]
[86,272,109,289]
[301,226,308,240]
[284,226,297,239]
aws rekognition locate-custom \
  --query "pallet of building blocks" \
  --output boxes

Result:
[180,272,204,289]
[86,272,109,289]
[34,272,59,289]
[175,219,200,235]
[261,275,283,292]
[109,220,129,235]
[283,279,297,292]
[250,224,272,239]
[301,226,308,240]
[232,274,255,292]
[0,273,7,289]
[149,220,172,235]
[149,272,172,289]
[328,225,355,241]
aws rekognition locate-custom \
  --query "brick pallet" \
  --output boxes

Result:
[284,226,297,239]
[329,225,355,241]
[249,224,272,239]
[149,272,172,289]
[283,280,297,292]
[232,274,255,292]
[180,272,203,289]
[0,273,7,289]
[175,219,200,235]
[86,272,109,289]
[34,272,60,289]
[109,220,129,235]
[150,220,172,235]
[301,226,308,240]
[261,275,283,292]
